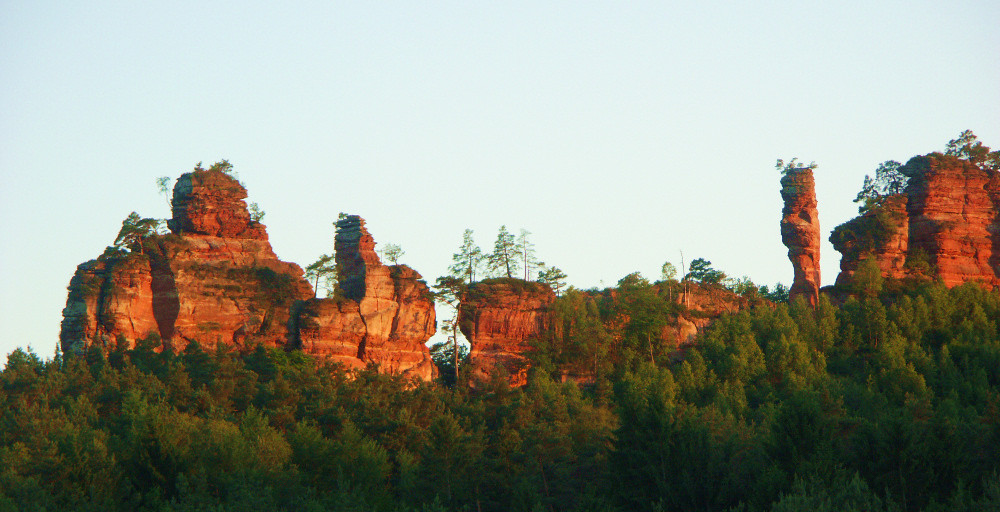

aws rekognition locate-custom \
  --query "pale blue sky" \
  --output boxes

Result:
[2,1,998,360]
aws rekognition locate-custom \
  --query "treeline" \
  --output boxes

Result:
[4,277,1000,511]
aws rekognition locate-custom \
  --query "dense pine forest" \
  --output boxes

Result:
[3,273,1000,511]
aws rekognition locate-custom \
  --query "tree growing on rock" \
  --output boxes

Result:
[382,243,404,265]
[304,254,337,297]
[487,225,520,279]
[448,229,483,284]
[433,275,467,384]
[114,212,162,255]
[776,158,817,175]
[661,262,678,282]
[156,176,172,212]
[946,130,1000,171]
[537,265,568,296]
[248,202,265,223]
[517,229,541,280]
[685,258,726,284]
[854,160,906,213]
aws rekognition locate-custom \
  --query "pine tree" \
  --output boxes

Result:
[487,225,520,279]
[449,230,483,283]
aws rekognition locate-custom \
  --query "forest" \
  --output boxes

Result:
[3,271,1000,511]
[5,132,1000,511]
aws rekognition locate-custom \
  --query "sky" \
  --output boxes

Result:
[1,1,998,362]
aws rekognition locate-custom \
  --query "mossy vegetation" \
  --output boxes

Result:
[829,205,903,260]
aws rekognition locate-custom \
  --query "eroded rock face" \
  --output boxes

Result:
[459,279,555,386]
[61,169,313,354]
[904,155,1000,287]
[292,216,437,381]
[780,168,821,306]
[61,177,439,380]
[833,154,1000,289]
[168,170,267,239]
[831,195,910,286]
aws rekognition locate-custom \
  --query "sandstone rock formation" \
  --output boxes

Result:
[780,167,821,306]
[292,216,437,381]
[61,168,312,354]
[459,279,555,385]
[666,283,759,345]
[830,195,910,286]
[61,170,438,380]
[832,154,1000,289]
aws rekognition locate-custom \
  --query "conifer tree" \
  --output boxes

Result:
[448,229,483,284]
[487,225,520,279]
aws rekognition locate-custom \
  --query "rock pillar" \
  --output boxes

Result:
[780,168,821,306]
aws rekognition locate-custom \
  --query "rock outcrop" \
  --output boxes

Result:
[780,168,821,306]
[291,216,437,381]
[668,282,759,344]
[459,279,555,386]
[832,154,1000,288]
[830,195,910,286]
[61,170,438,380]
[61,168,313,354]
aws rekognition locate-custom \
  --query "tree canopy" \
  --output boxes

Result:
[853,160,907,213]
[686,258,726,284]
[113,212,162,255]
[945,129,1000,171]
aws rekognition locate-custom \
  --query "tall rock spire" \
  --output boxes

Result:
[780,168,821,306]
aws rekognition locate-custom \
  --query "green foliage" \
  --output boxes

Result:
[776,158,817,175]
[248,202,264,223]
[536,265,568,296]
[382,243,404,265]
[113,212,161,255]
[854,160,907,213]
[660,261,678,282]
[487,225,520,279]
[945,129,1000,171]
[852,257,884,299]
[225,266,298,309]
[686,258,726,284]
[829,206,902,261]
[10,271,1000,510]
[429,342,469,387]
[156,176,172,211]
[448,229,484,284]
[304,253,338,298]
[760,282,791,303]
[208,159,234,175]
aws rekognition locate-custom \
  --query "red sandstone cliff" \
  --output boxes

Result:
[457,278,761,386]
[60,171,438,381]
[459,279,555,385]
[291,216,437,381]
[61,168,312,353]
[780,168,821,306]
[832,154,1000,289]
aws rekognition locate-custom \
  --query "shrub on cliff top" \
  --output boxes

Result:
[776,158,817,175]
[829,207,902,260]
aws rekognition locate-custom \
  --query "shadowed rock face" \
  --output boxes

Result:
[60,174,437,380]
[459,279,555,386]
[780,168,821,306]
[292,216,437,381]
[833,154,1000,289]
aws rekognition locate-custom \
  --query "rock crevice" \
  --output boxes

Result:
[291,215,437,380]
